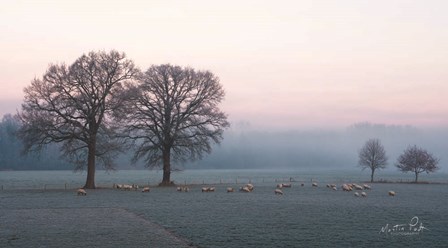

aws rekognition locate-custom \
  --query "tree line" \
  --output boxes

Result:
[0,114,72,170]
[358,138,439,183]
[15,50,229,188]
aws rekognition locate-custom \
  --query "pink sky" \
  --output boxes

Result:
[1,0,448,129]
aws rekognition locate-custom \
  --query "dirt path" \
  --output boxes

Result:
[0,208,196,248]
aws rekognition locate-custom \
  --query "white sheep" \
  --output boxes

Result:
[353,184,363,190]
[282,183,291,188]
[227,187,234,193]
[342,184,352,191]
[274,189,283,195]
[202,187,215,192]
[240,186,251,192]
[312,182,318,187]
[363,184,371,190]
[361,192,367,197]
[388,191,396,196]
[123,184,132,191]
[141,187,150,192]
[177,186,189,192]
[77,188,87,196]
[246,184,254,191]
[354,192,360,197]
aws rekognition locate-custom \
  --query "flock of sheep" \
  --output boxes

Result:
[77,182,396,197]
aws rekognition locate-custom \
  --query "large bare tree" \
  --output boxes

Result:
[17,50,139,189]
[396,145,439,183]
[358,138,388,182]
[119,64,229,186]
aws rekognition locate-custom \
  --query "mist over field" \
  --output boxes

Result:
[1,112,446,173]
[184,122,448,172]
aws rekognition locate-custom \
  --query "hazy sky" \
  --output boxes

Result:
[1,0,448,129]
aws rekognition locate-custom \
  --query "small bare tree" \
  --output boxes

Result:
[17,50,139,189]
[118,64,229,186]
[396,145,439,183]
[358,138,388,182]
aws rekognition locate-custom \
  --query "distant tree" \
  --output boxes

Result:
[17,50,139,188]
[396,145,439,183]
[358,138,388,182]
[118,64,229,186]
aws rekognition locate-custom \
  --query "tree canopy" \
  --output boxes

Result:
[358,138,388,182]
[396,145,439,182]
[17,50,139,188]
[118,64,229,185]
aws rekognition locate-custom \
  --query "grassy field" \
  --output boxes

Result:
[1,181,447,247]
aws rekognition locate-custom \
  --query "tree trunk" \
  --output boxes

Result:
[370,168,375,183]
[160,148,172,186]
[83,140,96,189]
[415,172,419,183]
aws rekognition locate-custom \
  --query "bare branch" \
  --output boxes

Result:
[358,138,388,182]
[17,50,139,188]
[118,64,229,185]
[396,145,439,182]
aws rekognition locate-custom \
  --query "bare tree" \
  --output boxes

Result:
[17,50,139,189]
[396,145,439,183]
[358,138,388,182]
[118,64,229,186]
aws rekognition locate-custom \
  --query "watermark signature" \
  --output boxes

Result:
[379,216,429,236]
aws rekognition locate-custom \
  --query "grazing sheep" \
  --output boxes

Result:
[115,184,123,189]
[282,183,292,188]
[122,184,133,191]
[177,186,189,192]
[342,184,352,191]
[202,187,215,192]
[331,186,337,191]
[277,184,283,189]
[361,192,367,197]
[388,191,396,196]
[353,184,363,190]
[246,184,254,191]
[354,192,360,197]
[141,187,150,192]
[240,186,251,192]
[312,182,318,187]
[227,187,234,193]
[77,189,87,196]
[330,184,336,188]
[363,184,371,190]
[274,189,283,195]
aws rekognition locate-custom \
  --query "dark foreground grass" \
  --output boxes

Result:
[0,207,195,248]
